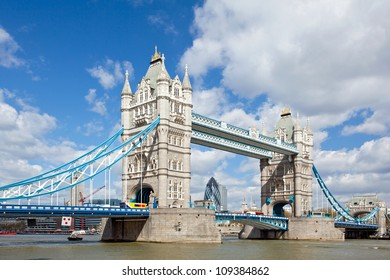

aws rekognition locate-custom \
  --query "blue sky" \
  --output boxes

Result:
[1,0,390,211]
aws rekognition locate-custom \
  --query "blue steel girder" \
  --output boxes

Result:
[0,117,160,201]
[192,130,272,159]
[0,204,149,218]
[313,165,380,224]
[191,113,298,156]
[215,213,288,231]
[334,221,378,230]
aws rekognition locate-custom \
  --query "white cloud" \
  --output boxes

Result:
[182,1,390,208]
[85,88,107,116]
[191,148,234,176]
[192,87,229,118]
[0,26,24,68]
[87,59,133,90]
[148,13,178,35]
[181,0,390,136]
[0,91,85,185]
[313,136,390,204]
[77,120,105,137]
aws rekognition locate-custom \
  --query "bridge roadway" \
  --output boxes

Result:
[0,204,289,229]
[0,204,148,218]
[0,204,378,231]
[334,221,378,230]
[216,212,289,230]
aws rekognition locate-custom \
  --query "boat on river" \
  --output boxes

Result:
[67,230,84,241]
[0,231,17,236]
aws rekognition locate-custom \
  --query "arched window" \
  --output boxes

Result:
[174,87,179,97]
[144,89,148,101]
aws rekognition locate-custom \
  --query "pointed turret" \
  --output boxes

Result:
[295,111,301,130]
[157,53,170,82]
[275,107,294,142]
[306,117,313,134]
[182,64,192,90]
[144,47,170,88]
[121,70,132,95]
[121,70,133,137]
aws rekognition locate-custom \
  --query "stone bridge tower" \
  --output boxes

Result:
[121,47,193,208]
[260,108,313,217]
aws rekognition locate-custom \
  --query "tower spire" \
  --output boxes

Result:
[151,45,162,63]
[121,70,132,94]
[182,64,192,90]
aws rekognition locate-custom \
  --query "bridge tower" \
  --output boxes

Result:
[121,47,193,208]
[260,108,313,217]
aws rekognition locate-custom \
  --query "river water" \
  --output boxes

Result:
[1,234,390,260]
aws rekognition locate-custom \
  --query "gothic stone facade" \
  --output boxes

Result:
[260,109,313,217]
[121,48,192,208]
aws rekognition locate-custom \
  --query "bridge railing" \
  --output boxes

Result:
[0,204,149,217]
[192,130,272,158]
[216,212,289,230]
[192,112,298,153]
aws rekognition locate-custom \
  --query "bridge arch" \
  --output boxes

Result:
[129,183,154,205]
[271,200,292,217]
[353,210,371,218]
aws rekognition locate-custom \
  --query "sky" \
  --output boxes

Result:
[0,0,390,211]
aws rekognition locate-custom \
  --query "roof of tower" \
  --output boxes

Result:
[151,46,162,63]
[274,107,295,142]
[121,70,132,94]
[281,107,291,117]
[144,46,171,88]
[182,64,192,90]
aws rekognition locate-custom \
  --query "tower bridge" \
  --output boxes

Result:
[0,47,386,242]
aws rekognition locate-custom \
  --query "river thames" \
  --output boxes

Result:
[1,234,390,260]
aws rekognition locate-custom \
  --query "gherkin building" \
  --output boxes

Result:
[204,177,227,211]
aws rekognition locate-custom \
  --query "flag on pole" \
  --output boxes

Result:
[61,216,72,226]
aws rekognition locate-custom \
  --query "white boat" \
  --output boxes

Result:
[67,230,84,241]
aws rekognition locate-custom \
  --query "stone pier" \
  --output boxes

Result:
[239,218,344,241]
[101,208,222,243]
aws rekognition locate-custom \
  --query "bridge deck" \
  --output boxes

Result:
[0,204,149,218]
[192,113,298,156]
[216,213,289,230]
[334,221,378,230]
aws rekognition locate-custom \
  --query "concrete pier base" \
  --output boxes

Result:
[239,218,344,241]
[284,218,344,240]
[101,208,222,243]
[239,226,284,239]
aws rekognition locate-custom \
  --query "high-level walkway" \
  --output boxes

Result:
[191,113,298,158]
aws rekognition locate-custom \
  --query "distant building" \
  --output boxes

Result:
[193,200,215,210]
[241,197,248,213]
[204,177,228,211]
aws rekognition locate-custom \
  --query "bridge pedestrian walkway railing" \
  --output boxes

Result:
[192,130,273,158]
[192,112,298,155]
